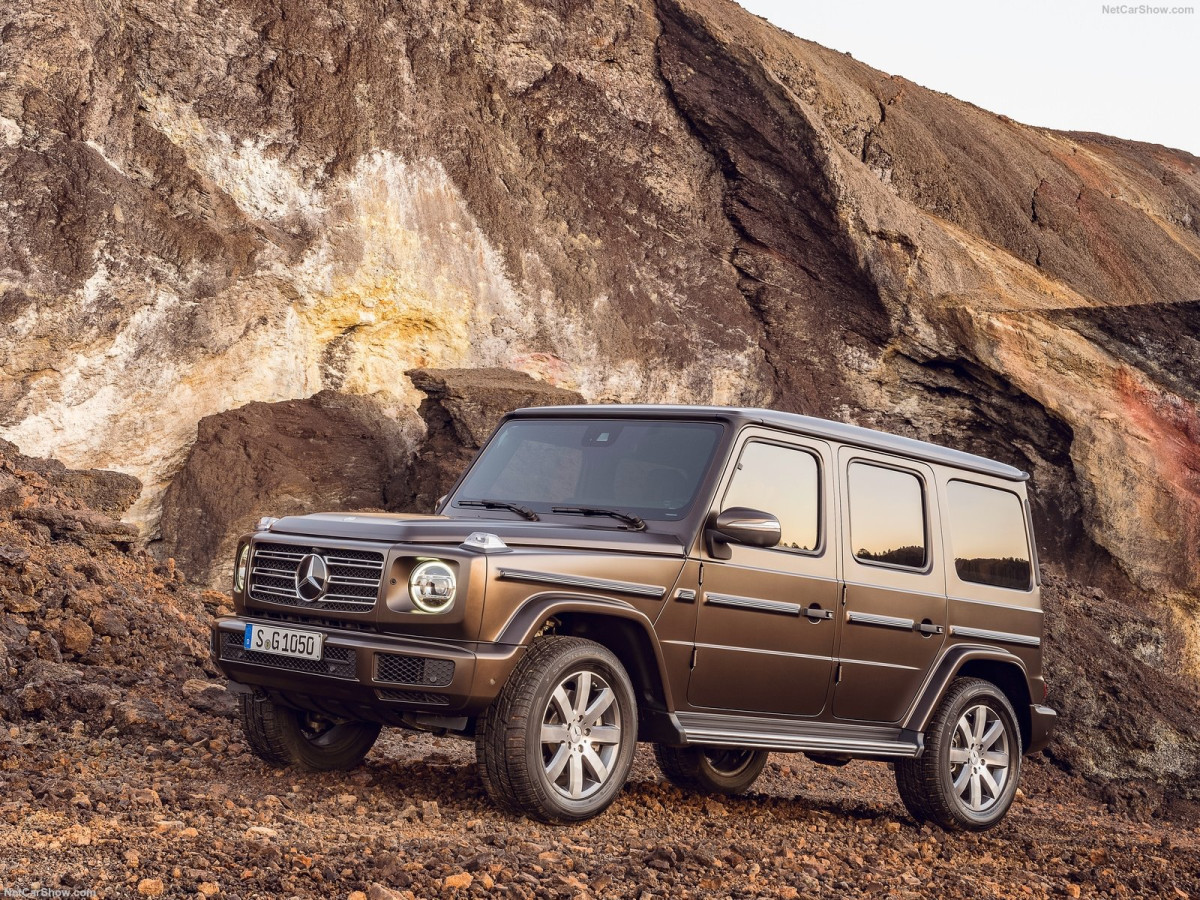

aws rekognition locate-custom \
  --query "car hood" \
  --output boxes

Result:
[264,512,688,556]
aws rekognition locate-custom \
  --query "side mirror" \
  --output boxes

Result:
[706,507,781,559]
[435,494,449,513]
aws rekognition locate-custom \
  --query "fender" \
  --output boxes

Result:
[903,644,1030,735]
[496,590,677,712]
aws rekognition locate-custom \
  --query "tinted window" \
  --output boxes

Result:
[722,442,820,553]
[452,420,723,521]
[947,480,1032,590]
[849,463,927,569]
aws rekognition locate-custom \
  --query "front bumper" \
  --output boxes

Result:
[211,616,524,719]
[1027,703,1057,754]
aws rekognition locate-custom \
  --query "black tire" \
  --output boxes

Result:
[238,694,381,772]
[895,677,1023,831]
[654,745,768,795]
[476,636,638,823]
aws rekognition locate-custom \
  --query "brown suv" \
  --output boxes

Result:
[213,405,1056,829]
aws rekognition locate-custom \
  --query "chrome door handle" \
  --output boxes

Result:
[804,606,834,621]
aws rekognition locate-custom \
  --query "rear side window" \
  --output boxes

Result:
[722,441,821,553]
[848,462,927,569]
[947,480,1032,591]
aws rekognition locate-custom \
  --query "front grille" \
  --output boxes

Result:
[220,631,357,679]
[249,541,384,612]
[377,689,451,706]
[376,653,455,687]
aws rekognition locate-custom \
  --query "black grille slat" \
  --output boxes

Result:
[376,653,455,687]
[220,631,357,679]
[377,689,451,705]
[248,541,384,612]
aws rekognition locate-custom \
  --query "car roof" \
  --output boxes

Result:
[505,404,1028,482]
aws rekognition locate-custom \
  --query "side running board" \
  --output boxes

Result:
[675,711,923,759]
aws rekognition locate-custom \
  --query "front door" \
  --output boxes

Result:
[687,435,839,717]
[832,449,947,723]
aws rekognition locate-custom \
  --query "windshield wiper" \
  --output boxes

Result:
[551,506,646,531]
[456,499,540,521]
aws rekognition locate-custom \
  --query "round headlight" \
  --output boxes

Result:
[234,544,251,593]
[409,560,456,613]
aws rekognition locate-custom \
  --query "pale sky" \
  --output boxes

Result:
[736,0,1200,156]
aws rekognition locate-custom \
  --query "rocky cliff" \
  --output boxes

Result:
[2,0,1198,680]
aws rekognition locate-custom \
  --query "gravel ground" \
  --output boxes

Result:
[1,720,1196,900]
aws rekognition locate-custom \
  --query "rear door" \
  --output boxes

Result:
[832,449,947,723]
[686,432,839,717]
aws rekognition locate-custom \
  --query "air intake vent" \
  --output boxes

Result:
[376,653,455,687]
[248,542,384,612]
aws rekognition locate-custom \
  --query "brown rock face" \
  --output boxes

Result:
[388,368,583,515]
[157,391,405,588]
[158,369,580,586]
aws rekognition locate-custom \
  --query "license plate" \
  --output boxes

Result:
[243,624,324,661]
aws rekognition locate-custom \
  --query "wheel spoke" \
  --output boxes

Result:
[969,771,983,809]
[971,707,986,743]
[582,746,609,783]
[980,719,1004,750]
[551,686,573,722]
[572,672,593,717]
[953,763,972,793]
[980,766,1002,799]
[588,725,621,745]
[582,687,615,725]
[948,747,971,765]
[544,744,570,781]
[955,718,973,747]
[983,750,1010,767]
[541,722,570,746]
[568,752,585,798]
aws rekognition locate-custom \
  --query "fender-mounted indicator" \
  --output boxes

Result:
[461,532,511,554]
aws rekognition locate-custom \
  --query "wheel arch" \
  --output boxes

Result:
[905,647,1033,752]
[496,593,680,742]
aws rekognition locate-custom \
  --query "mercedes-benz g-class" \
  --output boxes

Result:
[212,405,1056,829]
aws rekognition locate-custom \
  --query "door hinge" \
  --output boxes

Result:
[698,562,704,586]
[690,647,698,669]
[835,663,843,684]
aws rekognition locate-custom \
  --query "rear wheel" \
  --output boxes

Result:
[476,636,637,822]
[655,744,768,795]
[895,677,1022,830]
[238,694,381,771]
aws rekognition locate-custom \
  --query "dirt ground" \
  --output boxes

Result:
[1,720,1197,900]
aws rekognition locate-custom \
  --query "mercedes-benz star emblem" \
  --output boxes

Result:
[295,554,329,602]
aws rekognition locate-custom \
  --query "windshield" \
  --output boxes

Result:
[450,419,724,523]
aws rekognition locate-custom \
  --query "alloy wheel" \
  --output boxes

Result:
[539,670,623,800]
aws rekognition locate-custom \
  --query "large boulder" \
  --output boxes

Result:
[157,391,406,588]
[388,368,583,514]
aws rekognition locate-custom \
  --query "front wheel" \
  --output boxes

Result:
[476,637,638,823]
[654,744,768,795]
[895,677,1022,830]
[238,694,381,772]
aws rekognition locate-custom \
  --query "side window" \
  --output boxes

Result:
[848,462,928,569]
[947,480,1032,591]
[722,441,820,553]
